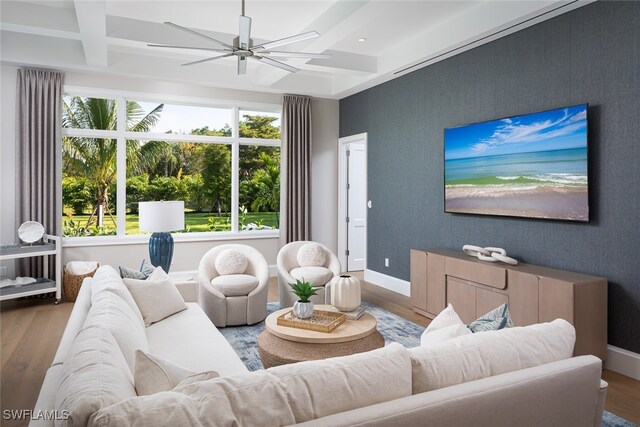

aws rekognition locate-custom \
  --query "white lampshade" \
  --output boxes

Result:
[138,201,185,233]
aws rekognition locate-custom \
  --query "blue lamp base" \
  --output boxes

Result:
[148,232,174,273]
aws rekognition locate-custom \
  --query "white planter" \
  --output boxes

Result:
[293,301,314,319]
[330,275,361,311]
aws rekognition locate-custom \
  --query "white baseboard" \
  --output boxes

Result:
[269,265,277,278]
[606,345,640,380]
[364,269,410,297]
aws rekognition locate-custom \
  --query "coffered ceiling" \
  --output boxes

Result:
[0,0,592,98]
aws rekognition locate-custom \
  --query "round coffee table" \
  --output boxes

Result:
[258,305,384,368]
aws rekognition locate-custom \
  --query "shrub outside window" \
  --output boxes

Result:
[61,94,280,239]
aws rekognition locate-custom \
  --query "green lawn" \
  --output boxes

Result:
[63,211,278,236]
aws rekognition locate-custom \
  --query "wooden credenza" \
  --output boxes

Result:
[410,248,607,360]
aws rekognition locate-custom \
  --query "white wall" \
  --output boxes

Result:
[311,97,339,254]
[0,65,339,272]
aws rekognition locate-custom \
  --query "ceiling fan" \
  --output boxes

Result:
[148,0,330,75]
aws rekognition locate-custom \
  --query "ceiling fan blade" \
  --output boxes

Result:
[259,51,331,59]
[164,21,234,50]
[238,56,248,75]
[253,56,299,73]
[181,52,235,66]
[148,44,234,53]
[239,15,251,49]
[253,31,320,51]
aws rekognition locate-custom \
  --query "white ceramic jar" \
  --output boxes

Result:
[330,275,361,311]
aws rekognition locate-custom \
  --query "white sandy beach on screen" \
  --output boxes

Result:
[445,185,588,220]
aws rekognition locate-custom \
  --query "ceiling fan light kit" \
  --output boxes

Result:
[150,0,330,75]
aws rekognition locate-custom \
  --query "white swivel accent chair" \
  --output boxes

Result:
[277,241,342,308]
[198,244,269,327]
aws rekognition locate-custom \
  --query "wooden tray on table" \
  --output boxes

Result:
[277,309,346,333]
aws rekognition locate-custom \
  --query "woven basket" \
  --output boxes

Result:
[63,263,99,302]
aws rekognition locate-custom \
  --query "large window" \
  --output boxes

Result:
[62,94,280,239]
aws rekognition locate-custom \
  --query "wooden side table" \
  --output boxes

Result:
[258,305,384,368]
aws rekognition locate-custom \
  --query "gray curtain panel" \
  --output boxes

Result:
[279,95,312,245]
[15,68,63,277]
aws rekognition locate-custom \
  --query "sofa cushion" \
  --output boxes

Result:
[90,265,144,328]
[123,277,187,327]
[211,274,259,296]
[134,350,218,396]
[145,303,249,376]
[267,343,412,423]
[55,326,136,427]
[296,242,326,267]
[89,371,295,427]
[290,266,332,287]
[84,290,149,373]
[467,303,514,333]
[420,304,471,346]
[409,319,576,394]
[215,249,248,276]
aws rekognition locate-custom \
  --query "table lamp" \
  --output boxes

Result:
[138,201,184,273]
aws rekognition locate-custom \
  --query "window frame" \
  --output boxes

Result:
[61,86,281,246]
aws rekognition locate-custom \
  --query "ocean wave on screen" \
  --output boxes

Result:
[446,173,587,187]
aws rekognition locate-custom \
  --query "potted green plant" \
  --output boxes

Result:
[289,279,319,319]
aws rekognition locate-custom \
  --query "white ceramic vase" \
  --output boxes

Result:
[293,301,314,319]
[330,274,361,311]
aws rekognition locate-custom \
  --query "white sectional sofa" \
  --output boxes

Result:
[32,265,608,427]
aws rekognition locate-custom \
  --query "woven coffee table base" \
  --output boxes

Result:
[258,329,385,368]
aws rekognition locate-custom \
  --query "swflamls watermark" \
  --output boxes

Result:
[2,409,70,421]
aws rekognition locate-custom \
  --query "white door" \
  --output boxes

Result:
[347,142,366,271]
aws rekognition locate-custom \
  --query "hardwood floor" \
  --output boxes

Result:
[2,277,639,426]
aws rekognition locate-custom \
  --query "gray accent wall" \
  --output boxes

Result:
[339,1,640,353]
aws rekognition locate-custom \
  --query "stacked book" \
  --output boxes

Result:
[340,305,367,320]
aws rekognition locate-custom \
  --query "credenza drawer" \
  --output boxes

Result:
[445,257,506,290]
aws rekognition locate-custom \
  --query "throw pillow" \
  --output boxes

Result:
[140,259,156,277]
[134,350,219,396]
[214,249,248,276]
[89,371,295,427]
[467,303,514,333]
[296,242,326,267]
[56,325,137,427]
[123,277,187,327]
[420,304,472,346]
[147,266,170,281]
[119,266,147,280]
[409,318,576,394]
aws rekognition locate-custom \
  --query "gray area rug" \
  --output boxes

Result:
[219,301,422,371]
[218,301,636,427]
[602,412,638,427]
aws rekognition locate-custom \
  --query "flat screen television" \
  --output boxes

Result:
[444,104,589,222]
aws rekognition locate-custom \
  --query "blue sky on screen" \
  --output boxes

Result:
[137,102,280,134]
[445,104,587,160]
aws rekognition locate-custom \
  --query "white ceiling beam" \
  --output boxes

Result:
[0,1,80,39]
[254,0,377,87]
[73,0,108,67]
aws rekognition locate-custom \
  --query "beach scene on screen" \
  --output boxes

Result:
[444,104,588,221]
